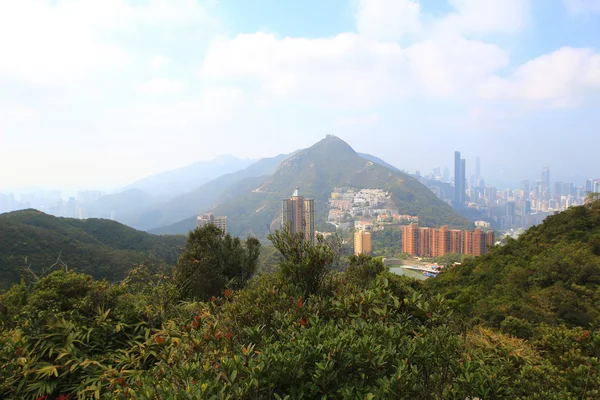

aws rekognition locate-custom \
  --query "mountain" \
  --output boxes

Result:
[357,152,401,172]
[151,136,471,236]
[84,188,158,227]
[123,155,256,199]
[136,153,290,231]
[0,209,185,289]
[429,198,600,329]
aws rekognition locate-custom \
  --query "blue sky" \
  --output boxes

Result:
[0,0,599,192]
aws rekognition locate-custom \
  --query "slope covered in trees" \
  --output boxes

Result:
[428,198,600,333]
[1,210,599,399]
[0,209,185,288]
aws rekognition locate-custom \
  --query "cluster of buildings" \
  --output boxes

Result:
[0,189,106,219]
[402,223,495,257]
[195,213,228,234]
[327,187,392,228]
[422,151,600,231]
[281,187,495,260]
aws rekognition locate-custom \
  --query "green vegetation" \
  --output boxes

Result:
[0,201,599,399]
[428,198,600,329]
[0,209,185,289]
[372,228,404,258]
[176,225,260,300]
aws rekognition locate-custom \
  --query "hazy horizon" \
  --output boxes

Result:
[1,0,599,193]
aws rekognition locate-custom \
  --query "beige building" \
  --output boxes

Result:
[354,230,372,255]
[196,213,227,234]
[282,187,315,242]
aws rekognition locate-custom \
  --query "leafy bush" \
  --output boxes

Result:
[175,224,260,300]
[267,228,334,296]
[2,204,600,399]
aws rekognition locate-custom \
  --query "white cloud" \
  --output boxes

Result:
[481,47,600,107]
[0,106,39,133]
[405,35,509,96]
[355,0,421,41]
[132,87,246,133]
[438,0,531,35]
[140,78,188,94]
[564,0,600,14]
[0,0,210,86]
[150,55,171,71]
[203,33,409,108]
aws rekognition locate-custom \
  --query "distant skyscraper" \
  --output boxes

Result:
[475,156,481,179]
[586,179,593,193]
[454,151,466,208]
[282,187,315,242]
[521,180,530,199]
[553,181,563,200]
[541,166,550,200]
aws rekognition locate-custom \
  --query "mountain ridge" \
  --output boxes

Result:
[0,209,185,289]
[151,136,470,236]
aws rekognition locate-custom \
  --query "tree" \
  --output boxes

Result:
[175,225,260,300]
[345,254,385,288]
[267,226,334,296]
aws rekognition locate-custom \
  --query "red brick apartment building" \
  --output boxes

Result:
[402,223,494,257]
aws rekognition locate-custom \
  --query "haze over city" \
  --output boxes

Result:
[1,0,599,193]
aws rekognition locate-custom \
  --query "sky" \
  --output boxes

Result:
[1,0,599,193]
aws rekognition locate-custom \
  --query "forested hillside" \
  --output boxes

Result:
[0,203,598,399]
[0,209,185,288]
[429,198,600,332]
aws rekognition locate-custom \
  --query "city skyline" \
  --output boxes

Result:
[1,0,600,191]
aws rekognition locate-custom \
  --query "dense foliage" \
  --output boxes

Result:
[175,225,260,300]
[428,199,600,330]
[0,202,599,399]
[0,210,185,289]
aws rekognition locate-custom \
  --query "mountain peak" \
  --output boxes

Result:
[308,135,356,155]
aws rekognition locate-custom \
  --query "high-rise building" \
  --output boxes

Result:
[354,230,372,256]
[521,180,530,199]
[196,213,228,234]
[541,166,550,200]
[586,179,594,193]
[454,151,466,208]
[402,223,419,255]
[214,216,228,234]
[433,225,449,257]
[402,225,493,257]
[553,181,563,200]
[419,227,433,257]
[449,230,463,254]
[475,156,481,179]
[506,201,516,218]
[282,187,315,242]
